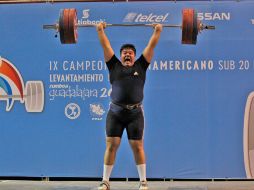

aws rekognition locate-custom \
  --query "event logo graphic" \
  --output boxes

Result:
[78,9,105,25]
[90,103,105,120]
[0,57,44,112]
[65,103,81,120]
[123,12,169,23]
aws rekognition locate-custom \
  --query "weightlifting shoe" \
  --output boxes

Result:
[139,180,149,190]
[98,180,110,190]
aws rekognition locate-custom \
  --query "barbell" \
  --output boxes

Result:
[43,8,215,45]
[0,81,44,112]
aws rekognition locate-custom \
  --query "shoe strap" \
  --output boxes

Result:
[140,180,148,187]
[100,180,110,190]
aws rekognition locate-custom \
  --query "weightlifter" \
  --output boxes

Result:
[96,22,163,190]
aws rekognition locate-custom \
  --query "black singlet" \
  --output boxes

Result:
[106,54,150,105]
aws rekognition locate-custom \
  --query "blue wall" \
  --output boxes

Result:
[0,1,254,178]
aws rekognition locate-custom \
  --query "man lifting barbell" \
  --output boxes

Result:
[42,8,215,190]
[96,22,162,190]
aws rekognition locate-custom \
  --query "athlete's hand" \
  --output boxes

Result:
[96,22,107,32]
[153,23,163,32]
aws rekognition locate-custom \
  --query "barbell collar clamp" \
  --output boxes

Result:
[43,24,59,30]
[203,25,216,30]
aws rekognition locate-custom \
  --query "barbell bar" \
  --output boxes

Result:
[43,8,215,45]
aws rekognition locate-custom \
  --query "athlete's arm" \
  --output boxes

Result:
[96,22,115,62]
[143,23,163,63]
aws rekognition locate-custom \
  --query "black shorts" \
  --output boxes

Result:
[106,103,144,140]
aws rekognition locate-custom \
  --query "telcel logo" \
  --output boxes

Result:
[123,12,169,23]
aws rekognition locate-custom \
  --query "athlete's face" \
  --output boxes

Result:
[120,48,136,67]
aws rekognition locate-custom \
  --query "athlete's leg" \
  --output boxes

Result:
[99,110,124,190]
[127,109,146,165]
[127,109,148,189]
[104,137,121,165]
[102,137,121,181]
[129,139,146,165]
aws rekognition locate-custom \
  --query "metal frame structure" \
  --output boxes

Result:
[0,0,244,4]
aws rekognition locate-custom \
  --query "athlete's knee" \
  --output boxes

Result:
[133,145,144,154]
[106,137,121,152]
[129,140,144,153]
[106,143,119,153]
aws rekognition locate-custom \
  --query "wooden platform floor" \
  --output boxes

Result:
[1,180,254,190]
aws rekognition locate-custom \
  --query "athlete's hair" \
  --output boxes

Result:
[120,44,136,55]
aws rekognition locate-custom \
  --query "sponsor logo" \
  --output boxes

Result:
[90,103,105,120]
[78,9,105,25]
[0,57,44,112]
[251,19,254,25]
[123,13,138,22]
[82,9,90,19]
[65,103,81,120]
[197,12,231,21]
[123,12,169,23]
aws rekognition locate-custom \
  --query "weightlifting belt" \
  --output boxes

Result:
[111,101,142,110]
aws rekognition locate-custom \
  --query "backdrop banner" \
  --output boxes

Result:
[0,1,254,178]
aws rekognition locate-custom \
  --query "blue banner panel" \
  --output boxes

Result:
[0,1,254,178]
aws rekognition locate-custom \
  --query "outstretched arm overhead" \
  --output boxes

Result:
[143,23,163,63]
[96,22,115,62]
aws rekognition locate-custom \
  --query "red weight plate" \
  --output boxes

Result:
[59,9,65,43]
[67,8,78,44]
[59,9,77,44]
[182,9,197,45]
[192,10,198,44]
[59,9,69,44]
